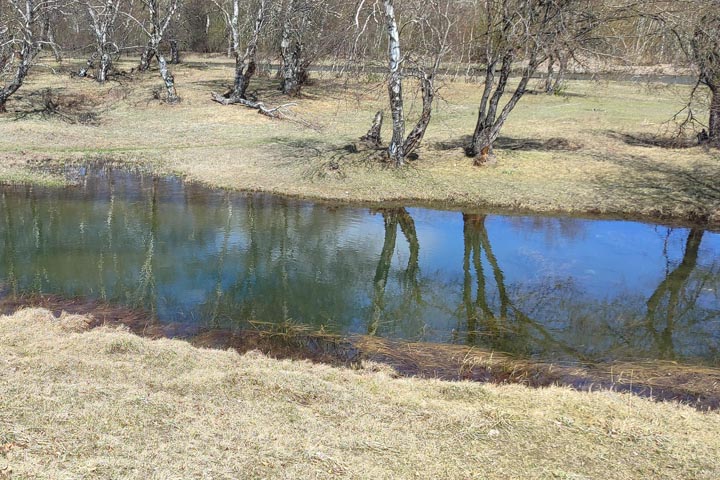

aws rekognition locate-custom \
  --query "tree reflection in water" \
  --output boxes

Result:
[645,229,706,360]
[369,208,420,336]
[0,171,718,366]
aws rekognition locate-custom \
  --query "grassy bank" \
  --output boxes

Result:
[0,54,718,225]
[1,308,719,479]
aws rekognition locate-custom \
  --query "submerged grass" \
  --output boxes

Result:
[0,54,718,225]
[2,308,720,479]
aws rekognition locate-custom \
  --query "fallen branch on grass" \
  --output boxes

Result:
[210,91,297,120]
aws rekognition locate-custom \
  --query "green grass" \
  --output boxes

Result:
[0,54,718,226]
[2,308,719,479]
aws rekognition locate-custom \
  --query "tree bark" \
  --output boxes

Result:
[221,0,265,102]
[41,14,62,62]
[384,0,405,167]
[552,54,568,94]
[710,88,719,142]
[402,74,434,157]
[158,54,179,103]
[0,0,38,113]
[98,54,112,82]
[169,39,180,64]
[139,45,156,71]
[468,50,514,162]
[280,0,302,96]
[361,111,384,147]
[468,52,539,164]
[544,55,555,93]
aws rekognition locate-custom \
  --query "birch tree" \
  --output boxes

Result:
[357,0,453,167]
[77,0,124,82]
[278,0,335,96]
[133,0,180,102]
[210,0,267,105]
[0,0,66,112]
[691,7,720,144]
[634,0,720,145]
[465,0,600,165]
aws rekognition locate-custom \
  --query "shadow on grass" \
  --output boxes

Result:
[608,130,700,149]
[434,135,583,152]
[11,88,103,125]
[524,88,588,98]
[267,136,336,159]
[591,152,720,222]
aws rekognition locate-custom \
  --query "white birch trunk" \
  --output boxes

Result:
[384,0,405,167]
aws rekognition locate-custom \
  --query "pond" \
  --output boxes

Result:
[1,169,719,367]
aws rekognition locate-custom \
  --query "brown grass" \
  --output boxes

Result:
[2,308,720,479]
[0,54,718,226]
[4,294,719,411]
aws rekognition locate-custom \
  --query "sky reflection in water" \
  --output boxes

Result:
[1,170,718,365]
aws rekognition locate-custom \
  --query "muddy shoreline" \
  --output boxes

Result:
[3,293,719,411]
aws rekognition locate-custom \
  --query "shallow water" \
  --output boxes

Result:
[1,170,719,366]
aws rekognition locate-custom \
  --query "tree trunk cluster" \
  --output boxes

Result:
[213,0,266,104]
[0,0,39,113]
[544,52,568,95]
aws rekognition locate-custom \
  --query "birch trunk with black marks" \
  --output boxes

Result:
[279,0,308,96]
[0,0,40,113]
[157,54,179,103]
[360,110,384,147]
[211,0,266,104]
[137,0,180,102]
[371,0,449,166]
[139,44,156,71]
[82,0,120,83]
[98,53,112,82]
[402,73,434,157]
[384,0,405,167]
[41,12,62,62]
[280,10,302,95]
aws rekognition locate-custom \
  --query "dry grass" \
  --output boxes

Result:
[1,308,720,479]
[4,294,719,411]
[0,54,719,225]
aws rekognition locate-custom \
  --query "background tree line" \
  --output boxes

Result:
[1,0,718,164]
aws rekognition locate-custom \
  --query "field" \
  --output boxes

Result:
[2,55,720,479]
[0,54,718,226]
[2,308,719,479]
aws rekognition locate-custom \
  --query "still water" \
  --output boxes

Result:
[1,170,719,365]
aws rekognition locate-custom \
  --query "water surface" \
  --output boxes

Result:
[1,170,718,366]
